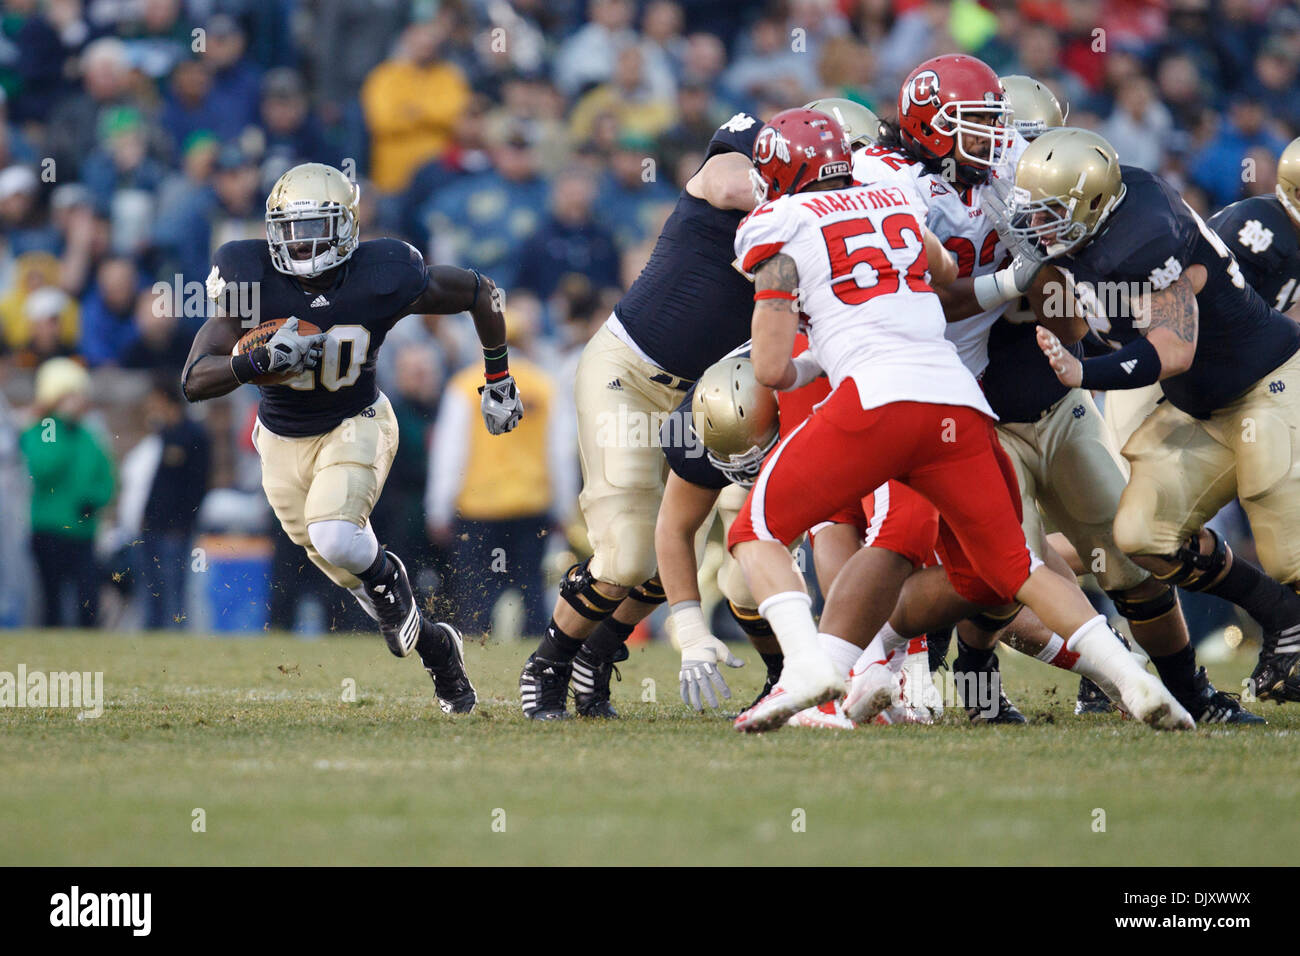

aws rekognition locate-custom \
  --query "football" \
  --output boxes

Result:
[232,317,322,386]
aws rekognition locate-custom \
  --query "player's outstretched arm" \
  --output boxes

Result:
[408,265,523,434]
[749,253,801,389]
[181,315,326,401]
[686,151,759,212]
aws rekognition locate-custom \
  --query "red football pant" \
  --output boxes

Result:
[729,379,1033,606]
[812,480,940,570]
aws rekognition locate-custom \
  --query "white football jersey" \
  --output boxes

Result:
[734,181,993,417]
[852,132,1031,378]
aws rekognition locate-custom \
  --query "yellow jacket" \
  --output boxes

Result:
[361,58,471,192]
[427,358,568,523]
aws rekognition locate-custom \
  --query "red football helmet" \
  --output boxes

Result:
[750,108,853,203]
[897,54,1011,183]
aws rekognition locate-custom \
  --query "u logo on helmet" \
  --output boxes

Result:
[903,69,942,115]
[755,127,791,165]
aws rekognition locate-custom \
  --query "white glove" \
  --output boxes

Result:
[784,351,823,391]
[265,316,326,373]
[478,374,524,434]
[674,602,744,710]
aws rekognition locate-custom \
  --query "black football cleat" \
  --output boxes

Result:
[1251,624,1300,703]
[1183,667,1263,724]
[421,620,476,714]
[1075,676,1115,715]
[957,655,1026,724]
[364,551,420,658]
[571,643,628,718]
[519,654,572,720]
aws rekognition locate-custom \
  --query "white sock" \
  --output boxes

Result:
[757,591,819,659]
[818,633,861,680]
[853,622,910,675]
[1066,615,1135,699]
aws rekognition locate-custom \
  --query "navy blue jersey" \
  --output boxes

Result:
[613,113,762,381]
[212,238,428,437]
[1057,166,1300,419]
[979,310,1079,422]
[660,385,731,490]
[1209,195,1300,314]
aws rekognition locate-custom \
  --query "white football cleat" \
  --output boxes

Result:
[845,660,899,724]
[733,654,846,734]
[1119,669,1195,731]
[874,699,933,725]
[900,650,943,720]
[787,698,856,729]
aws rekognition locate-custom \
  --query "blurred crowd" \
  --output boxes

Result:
[0,0,1296,634]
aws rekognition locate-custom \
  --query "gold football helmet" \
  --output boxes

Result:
[803,97,881,149]
[999,75,1065,141]
[692,356,779,487]
[1008,127,1126,257]
[1277,136,1300,228]
[265,163,361,277]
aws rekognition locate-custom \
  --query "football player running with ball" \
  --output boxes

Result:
[1015,130,1300,706]
[182,163,522,715]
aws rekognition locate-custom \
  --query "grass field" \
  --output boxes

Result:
[2,629,1298,866]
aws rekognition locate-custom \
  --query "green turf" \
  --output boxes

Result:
[1,630,1297,865]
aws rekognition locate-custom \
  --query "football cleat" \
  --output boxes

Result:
[1250,623,1300,703]
[571,643,628,719]
[957,655,1026,724]
[787,698,856,729]
[365,550,420,658]
[519,654,572,721]
[1185,667,1263,724]
[422,620,476,714]
[1115,669,1195,731]
[733,655,845,734]
[1074,676,1114,715]
[845,659,899,724]
[900,648,943,721]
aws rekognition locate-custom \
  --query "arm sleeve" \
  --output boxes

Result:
[426,388,471,529]
[734,200,799,277]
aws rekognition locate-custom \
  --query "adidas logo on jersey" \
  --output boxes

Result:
[607,378,623,390]
[310,295,329,308]
[1121,359,1138,374]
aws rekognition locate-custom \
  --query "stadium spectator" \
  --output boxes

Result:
[1100,77,1174,173]
[79,257,144,367]
[119,374,210,629]
[513,167,621,302]
[45,37,137,183]
[19,357,114,628]
[259,68,338,171]
[554,0,640,97]
[361,15,472,193]
[1190,97,1290,207]
[121,288,191,371]
[426,296,571,636]
[1,255,79,362]
[569,45,677,144]
[199,14,262,142]
[596,132,677,251]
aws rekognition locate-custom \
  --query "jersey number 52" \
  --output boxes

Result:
[823,213,930,304]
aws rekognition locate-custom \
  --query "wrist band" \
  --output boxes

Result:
[754,289,797,302]
[483,343,509,382]
[973,267,1021,311]
[1080,336,1162,390]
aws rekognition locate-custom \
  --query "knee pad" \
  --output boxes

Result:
[1105,582,1177,624]
[1153,528,1228,592]
[965,604,1022,634]
[559,558,624,621]
[628,574,666,606]
[728,600,774,639]
[307,519,380,575]
[591,513,659,588]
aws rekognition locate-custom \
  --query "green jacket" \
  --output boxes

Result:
[19,416,115,539]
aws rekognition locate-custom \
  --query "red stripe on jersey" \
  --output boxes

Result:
[742,241,786,273]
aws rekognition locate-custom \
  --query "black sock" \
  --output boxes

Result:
[537,619,585,663]
[1151,643,1198,701]
[583,617,635,661]
[759,651,784,680]
[415,619,447,669]
[954,636,994,673]
[927,629,953,672]
[357,548,392,585]
[1202,559,1300,633]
